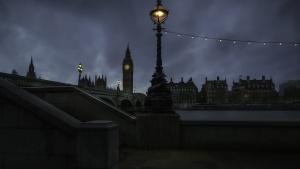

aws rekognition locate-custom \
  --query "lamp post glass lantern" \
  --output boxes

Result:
[150,0,168,24]
[143,0,173,113]
[77,63,83,85]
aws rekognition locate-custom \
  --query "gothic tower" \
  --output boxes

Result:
[122,45,134,93]
[26,56,36,79]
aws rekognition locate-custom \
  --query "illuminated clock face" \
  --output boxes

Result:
[124,64,130,70]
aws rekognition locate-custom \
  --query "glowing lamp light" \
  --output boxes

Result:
[155,11,164,17]
[77,63,83,73]
[150,1,169,24]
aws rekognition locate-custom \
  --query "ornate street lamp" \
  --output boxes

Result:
[117,80,120,90]
[77,63,83,85]
[144,0,173,113]
[117,80,121,107]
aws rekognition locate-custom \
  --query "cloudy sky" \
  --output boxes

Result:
[0,0,299,93]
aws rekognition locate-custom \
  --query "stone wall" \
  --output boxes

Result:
[0,77,119,169]
[0,98,76,169]
[136,113,180,149]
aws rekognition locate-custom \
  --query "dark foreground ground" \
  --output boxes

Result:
[118,148,300,169]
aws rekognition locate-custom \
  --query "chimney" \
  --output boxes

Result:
[262,75,265,80]
[247,76,250,81]
[217,76,219,81]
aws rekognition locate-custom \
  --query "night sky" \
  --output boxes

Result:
[0,0,299,93]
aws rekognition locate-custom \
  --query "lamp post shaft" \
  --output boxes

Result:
[155,23,163,74]
[78,72,81,85]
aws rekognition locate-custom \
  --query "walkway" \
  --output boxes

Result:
[118,148,300,169]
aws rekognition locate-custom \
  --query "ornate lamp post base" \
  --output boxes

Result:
[143,97,174,113]
[143,71,174,113]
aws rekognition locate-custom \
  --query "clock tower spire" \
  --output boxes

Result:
[122,45,134,93]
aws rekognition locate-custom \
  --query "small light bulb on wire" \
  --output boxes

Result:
[164,30,299,47]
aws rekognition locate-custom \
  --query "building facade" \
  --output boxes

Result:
[167,77,198,104]
[122,46,134,94]
[79,74,107,89]
[201,76,228,104]
[95,75,107,89]
[232,76,277,104]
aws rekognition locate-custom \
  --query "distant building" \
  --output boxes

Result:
[95,75,107,90]
[79,75,95,88]
[279,80,300,96]
[201,76,228,104]
[26,56,36,79]
[79,75,107,89]
[232,76,277,104]
[167,77,198,104]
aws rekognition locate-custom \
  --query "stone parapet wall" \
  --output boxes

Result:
[136,113,180,149]
[0,77,119,169]
[0,101,75,168]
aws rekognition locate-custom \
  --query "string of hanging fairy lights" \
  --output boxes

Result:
[164,30,299,47]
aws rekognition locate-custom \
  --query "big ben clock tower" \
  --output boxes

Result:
[122,45,134,93]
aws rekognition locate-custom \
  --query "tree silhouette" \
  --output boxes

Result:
[284,86,300,103]
[11,69,18,75]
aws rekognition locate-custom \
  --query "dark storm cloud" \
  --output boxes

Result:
[163,0,300,90]
[0,0,299,93]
